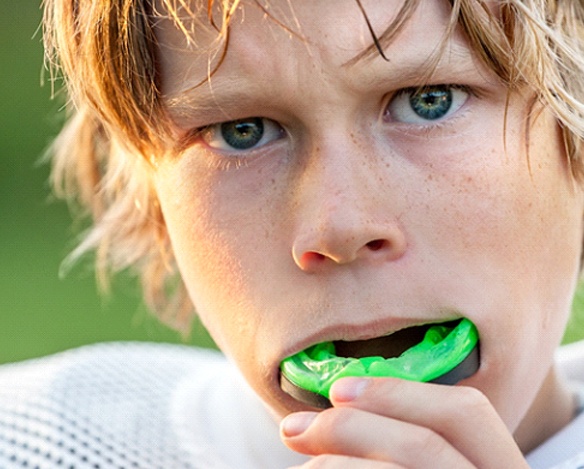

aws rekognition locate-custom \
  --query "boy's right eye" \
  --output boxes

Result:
[200,117,285,152]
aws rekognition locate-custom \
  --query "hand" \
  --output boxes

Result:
[280,377,529,468]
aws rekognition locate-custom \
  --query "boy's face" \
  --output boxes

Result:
[153,0,584,429]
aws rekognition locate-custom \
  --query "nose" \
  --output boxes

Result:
[291,141,408,273]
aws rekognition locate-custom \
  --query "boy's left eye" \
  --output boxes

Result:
[201,117,285,152]
[385,85,470,124]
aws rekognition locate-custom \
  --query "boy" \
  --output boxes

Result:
[2,0,584,467]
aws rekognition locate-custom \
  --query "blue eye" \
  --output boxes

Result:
[386,85,469,124]
[202,117,284,151]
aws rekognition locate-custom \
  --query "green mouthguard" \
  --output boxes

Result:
[280,318,479,406]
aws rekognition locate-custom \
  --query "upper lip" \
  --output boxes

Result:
[280,314,463,361]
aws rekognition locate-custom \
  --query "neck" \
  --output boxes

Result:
[514,365,576,454]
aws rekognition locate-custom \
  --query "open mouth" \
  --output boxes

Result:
[333,321,458,360]
[280,318,480,409]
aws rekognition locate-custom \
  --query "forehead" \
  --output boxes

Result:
[152,0,416,54]
[153,2,453,63]
[153,0,480,112]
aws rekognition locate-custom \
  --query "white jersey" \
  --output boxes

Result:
[0,340,583,468]
[0,342,307,468]
[526,340,584,469]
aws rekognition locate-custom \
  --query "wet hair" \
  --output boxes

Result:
[42,0,584,331]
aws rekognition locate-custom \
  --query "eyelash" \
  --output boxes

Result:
[184,120,283,171]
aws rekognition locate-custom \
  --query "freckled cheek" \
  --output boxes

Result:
[186,204,299,365]
[419,142,563,261]
[412,170,511,258]
[415,156,579,422]
[156,168,292,352]
[409,133,581,333]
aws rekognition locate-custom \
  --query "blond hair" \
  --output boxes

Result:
[42,0,584,331]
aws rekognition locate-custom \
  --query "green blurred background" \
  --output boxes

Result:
[1,3,584,366]
[0,2,216,364]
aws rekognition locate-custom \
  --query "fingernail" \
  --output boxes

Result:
[330,377,369,403]
[280,412,317,438]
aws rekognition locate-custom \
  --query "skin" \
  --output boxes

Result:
[152,0,584,466]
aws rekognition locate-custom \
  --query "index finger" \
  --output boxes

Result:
[329,377,527,469]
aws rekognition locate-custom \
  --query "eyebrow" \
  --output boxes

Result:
[164,41,482,127]
[164,78,262,123]
[384,44,478,84]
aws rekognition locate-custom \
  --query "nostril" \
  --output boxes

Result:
[303,252,326,263]
[366,239,386,251]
